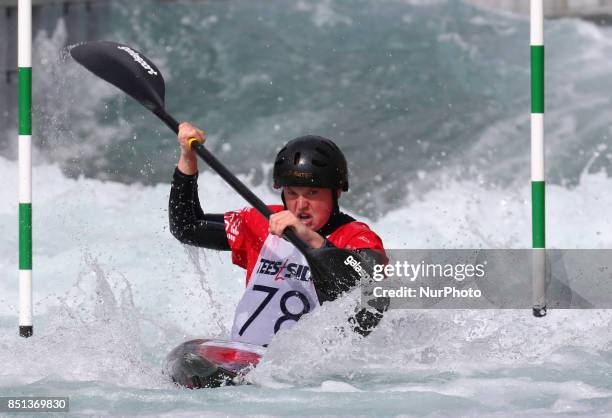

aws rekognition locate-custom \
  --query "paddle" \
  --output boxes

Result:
[69,40,367,295]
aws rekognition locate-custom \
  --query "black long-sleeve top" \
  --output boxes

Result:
[169,167,230,250]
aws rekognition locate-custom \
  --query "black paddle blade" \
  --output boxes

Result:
[70,41,166,112]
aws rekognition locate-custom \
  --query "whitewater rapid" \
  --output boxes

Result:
[2,0,612,415]
[1,155,612,416]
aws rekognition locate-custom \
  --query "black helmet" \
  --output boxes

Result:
[273,135,349,191]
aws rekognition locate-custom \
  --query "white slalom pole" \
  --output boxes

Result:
[531,0,546,317]
[18,0,33,337]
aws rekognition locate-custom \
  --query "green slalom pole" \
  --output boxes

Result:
[18,0,33,337]
[531,0,546,317]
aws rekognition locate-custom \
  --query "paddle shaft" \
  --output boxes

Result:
[154,108,312,255]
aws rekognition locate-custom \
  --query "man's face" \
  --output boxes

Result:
[283,186,336,231]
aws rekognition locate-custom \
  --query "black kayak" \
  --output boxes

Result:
[163,339,265,388]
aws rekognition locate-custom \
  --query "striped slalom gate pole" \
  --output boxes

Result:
[18,0,33,337]
[531,0,546,317]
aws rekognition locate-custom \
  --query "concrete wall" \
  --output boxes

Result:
[467,0,612,18]
[0,0,108,147]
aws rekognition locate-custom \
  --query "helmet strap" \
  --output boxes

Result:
[331,189,340,216]
[281,190,287,209]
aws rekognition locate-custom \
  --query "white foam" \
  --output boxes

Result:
[2,2,612,416]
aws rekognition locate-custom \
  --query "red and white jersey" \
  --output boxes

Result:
[224,205,384,346]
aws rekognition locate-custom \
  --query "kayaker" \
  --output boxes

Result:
[169,122,388,347]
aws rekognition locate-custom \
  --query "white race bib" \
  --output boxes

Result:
[230,235,320,346]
